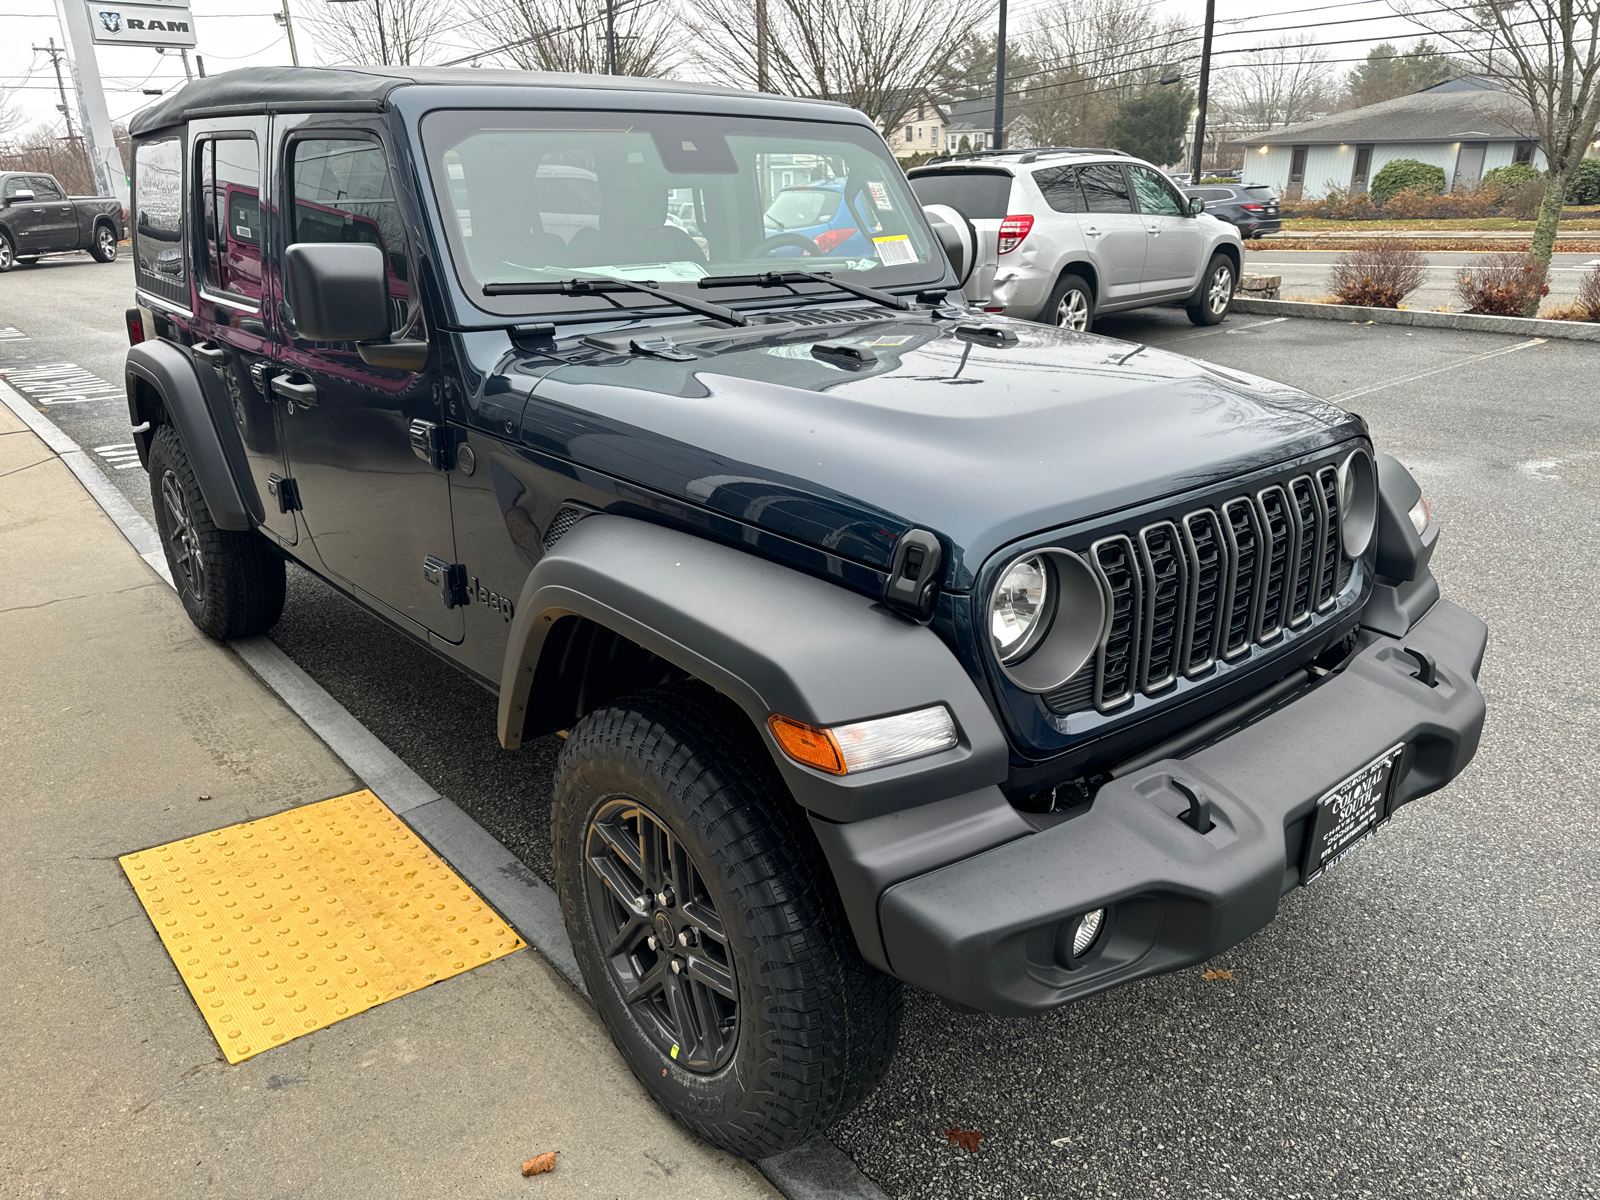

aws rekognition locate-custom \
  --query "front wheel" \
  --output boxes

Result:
[89,223,118,263]
[1187,254,1235,326]
[148,424,285,639]
[0,230,15,272]
[1044,272,1095,332]
[553,686,902,1159]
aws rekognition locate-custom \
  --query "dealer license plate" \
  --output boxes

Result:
[1303,744,1405,883]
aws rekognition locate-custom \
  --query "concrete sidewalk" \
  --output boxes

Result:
[0,405,779,1198]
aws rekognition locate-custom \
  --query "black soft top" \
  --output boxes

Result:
[129,65,819,136]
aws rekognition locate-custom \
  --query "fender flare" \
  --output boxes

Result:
[126,340,252,530]
[498,514,1009,823]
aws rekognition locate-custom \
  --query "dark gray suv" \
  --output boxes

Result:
[1185,183,1283,239]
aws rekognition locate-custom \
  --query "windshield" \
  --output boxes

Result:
[422,109,942,319]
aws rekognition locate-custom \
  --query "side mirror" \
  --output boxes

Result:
[1189,196,1207,216]
[282,242,389,343]
[921,203,976,287]
[10,189,35,204]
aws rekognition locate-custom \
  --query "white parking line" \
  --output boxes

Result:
[0,326,29,341]
[93,442,142,470]
[1162,316,1291,343]
[1330,337,1546,402]
[3,362,121,406]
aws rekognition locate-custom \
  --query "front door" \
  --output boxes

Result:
[1076,163,1146,303]
[1454,143,1487,191]
[189,121,297,544]
[28,176,78,250]
[4,175,50,253]
[274,123,461,640]
[1128,163,1208,298]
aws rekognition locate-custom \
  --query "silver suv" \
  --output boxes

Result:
[909,148,1245,332]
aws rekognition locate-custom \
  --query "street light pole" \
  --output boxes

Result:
[992,0,1006,151]
[606,0,616,74]
[376,0,388,66]
[1190,0,1214,181]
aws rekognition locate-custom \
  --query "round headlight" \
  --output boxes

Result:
[991,555,1052,663]
[1337,447,1378,558]
[989,549,1108,693]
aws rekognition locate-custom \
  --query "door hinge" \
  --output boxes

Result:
[267,473,301,513]
[423,555,469,608]
[409,419,451,471]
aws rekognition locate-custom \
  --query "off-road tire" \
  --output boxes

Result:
[1187,253,1235,326]
[89,222,118,263]
[553,683,902,1158]
[1044,272,1095,332]
[147,424,285,639]
[0,230,15,272]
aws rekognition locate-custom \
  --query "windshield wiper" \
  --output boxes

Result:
[697,271,913,312]
[483,277,748,327]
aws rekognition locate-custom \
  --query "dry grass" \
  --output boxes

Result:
[1542,264,1600,321]
[1251,240,1600,253]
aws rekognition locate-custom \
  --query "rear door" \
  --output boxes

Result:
[906,168,1010,304]
[29,176,78,250]
[190,119,296,544]
[1077,163,1145,303]
[1127,163,1207,298]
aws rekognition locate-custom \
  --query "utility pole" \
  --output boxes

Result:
[278,0,301,66]
[992,0,1006,150]
[1190,0,1214,181]
[35,39,78,146]
[179,48,194,82]
[606,0,616,74]
[375,0,388,65]
[755,0,769,92]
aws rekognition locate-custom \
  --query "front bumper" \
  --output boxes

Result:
[874,597,1487,1015]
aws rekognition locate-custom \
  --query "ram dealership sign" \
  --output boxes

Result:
[88,0,197,47]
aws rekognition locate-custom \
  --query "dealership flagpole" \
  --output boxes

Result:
[50,0,126,206]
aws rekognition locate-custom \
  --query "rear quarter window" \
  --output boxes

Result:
[908,170,1013,220]
[1244,186,1277,201]
[133,136,187,307]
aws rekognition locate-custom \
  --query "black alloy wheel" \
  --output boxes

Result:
[160,465,207,603]
[582,797,739,1073]
[0,230,14,272]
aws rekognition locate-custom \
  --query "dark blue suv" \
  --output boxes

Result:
[125,66,1486,1161]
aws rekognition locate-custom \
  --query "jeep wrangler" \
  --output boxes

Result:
[123,66,1487,1159]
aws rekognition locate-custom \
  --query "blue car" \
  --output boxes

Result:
[763,180,882,257]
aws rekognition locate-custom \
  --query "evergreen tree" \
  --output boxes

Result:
[1107,86,1193,166]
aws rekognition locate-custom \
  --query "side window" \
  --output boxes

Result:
[31,176,64,201]
[197,137,263,303]
[1033,166,1087,213]
[289,138,411,332]
[133,136,186,302]
[1128,165,1183,216]
[3,177,29,199]
[1079,164,1134,214]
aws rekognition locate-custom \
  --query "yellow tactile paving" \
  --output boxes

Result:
[120,789,524,1063]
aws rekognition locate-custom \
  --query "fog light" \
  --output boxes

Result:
[769,705,958,775]
[1071,908,1105,957]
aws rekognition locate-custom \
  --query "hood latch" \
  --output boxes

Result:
[883,528,943,622]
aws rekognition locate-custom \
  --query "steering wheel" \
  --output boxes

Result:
[756,232,824,258]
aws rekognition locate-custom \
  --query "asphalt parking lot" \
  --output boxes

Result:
[5,254,1598,1199]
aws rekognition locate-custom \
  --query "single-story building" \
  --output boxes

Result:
[1232,77,1595,199]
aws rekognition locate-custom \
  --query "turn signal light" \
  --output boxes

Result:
[997,214,1034,254]
[769,706,959,775]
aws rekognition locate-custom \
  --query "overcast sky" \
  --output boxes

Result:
[0,0,1459,135]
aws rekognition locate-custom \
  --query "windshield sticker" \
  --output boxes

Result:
[872,235,917,267]
[867,181,893,211]
[573,262,709,282]
[868,336,912,347]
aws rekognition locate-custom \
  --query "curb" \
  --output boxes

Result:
[0,380,889,1200]
[1229,297,1600,341]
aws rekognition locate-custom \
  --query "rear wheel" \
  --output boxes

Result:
[1187,253,1235,326]
[554,685,901,1158]
[0,230,15,272]
[89,223,118,263]
[1044,272,1095,332]
[148,424,285,639]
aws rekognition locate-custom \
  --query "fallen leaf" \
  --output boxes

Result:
[521,1152,557,1177]
[1202,969,1235,981]
[946,1127,984,1153]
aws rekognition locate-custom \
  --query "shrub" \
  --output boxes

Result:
[1501,177,1547,220]
[1384,188,1439,218]
[1329,240,1428,307]
[1372,158,1446,205]
[1456,252,1550,315]
[1571,263,1600,320]
[1480,162,1541,197]
[1567,159,1600,205]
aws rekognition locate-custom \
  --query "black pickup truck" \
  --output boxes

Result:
[0,172,123,270]
[123,66,1487,1160]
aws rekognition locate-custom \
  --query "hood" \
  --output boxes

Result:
[514,314,1360,590]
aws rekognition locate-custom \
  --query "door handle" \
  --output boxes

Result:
[1083,225,1102,237]
[270,374,319,406]
[192,342,226,364]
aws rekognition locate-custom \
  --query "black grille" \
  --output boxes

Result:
[543,505,588,552]
[1046,458,1363,716]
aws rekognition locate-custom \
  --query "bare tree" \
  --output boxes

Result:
[0,123,96,193]
[1014,0,1194,149]
[464,0,677,76]
[1213,35,1337,133]
[0,89,27,144]
[1397,0,1600,309]
[300,0,458,66]
[688,0,996,133]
